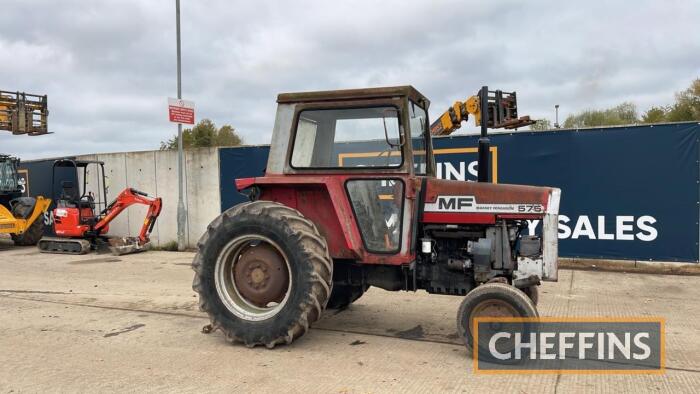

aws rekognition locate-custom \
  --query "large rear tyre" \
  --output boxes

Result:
[192,201,332,348]
[456,283,538,353]
[326,284,369,309]
[10,202,45,246]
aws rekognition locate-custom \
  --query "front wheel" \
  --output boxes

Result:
[10,200,45,246]
[456,283,539,353]
[192,201,332,348]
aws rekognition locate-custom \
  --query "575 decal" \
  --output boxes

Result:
[517,204,544,213]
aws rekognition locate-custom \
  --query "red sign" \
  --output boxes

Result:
[168,98,195,125]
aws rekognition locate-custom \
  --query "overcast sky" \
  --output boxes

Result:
[2,0,699,159]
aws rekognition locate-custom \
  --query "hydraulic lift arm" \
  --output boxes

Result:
[95,188,163,246]
[430,89,535,136]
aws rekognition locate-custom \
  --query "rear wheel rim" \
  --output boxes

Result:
[215,235,292,321]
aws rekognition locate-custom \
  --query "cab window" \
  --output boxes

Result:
[409,101,428,175]
[291,107,403,168]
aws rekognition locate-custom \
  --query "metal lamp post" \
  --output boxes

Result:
[175,0,187,251]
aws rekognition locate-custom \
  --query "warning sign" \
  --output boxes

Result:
[168,97,195,124]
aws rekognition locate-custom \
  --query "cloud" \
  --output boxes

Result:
[1,0,699,159]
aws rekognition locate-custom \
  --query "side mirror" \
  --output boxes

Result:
[382,108,403,148]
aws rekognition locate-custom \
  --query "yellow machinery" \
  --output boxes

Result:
[430,86,536,182]
[430,87,535,136]
[0,90,50,244]
[0,155,51,245]
[0,90,49,135]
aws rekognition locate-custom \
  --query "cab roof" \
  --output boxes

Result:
[54,158,104,168]
[277,85,430,108]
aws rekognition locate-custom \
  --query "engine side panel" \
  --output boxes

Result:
[421,178,552,224]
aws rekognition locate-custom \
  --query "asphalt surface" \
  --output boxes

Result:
[0,239,699,393]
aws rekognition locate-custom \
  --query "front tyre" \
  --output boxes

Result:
[192,201,332,348]
[456,283,538,354]
[10,200,45,246]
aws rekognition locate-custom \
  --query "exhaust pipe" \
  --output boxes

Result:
[477,86,490,183]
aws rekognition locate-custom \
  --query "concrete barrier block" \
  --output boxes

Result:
[185,147,220,248]
[155,149,181,247]
[124,151,159,245]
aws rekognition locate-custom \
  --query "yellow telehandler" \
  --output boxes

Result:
[0,155,50,245]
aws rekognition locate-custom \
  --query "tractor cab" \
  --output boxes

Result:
[241,87,436,261]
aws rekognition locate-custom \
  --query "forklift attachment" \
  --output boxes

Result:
[0,91,49,135]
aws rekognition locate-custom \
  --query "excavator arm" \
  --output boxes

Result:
[430,89,535,136]
[95,188,163,247]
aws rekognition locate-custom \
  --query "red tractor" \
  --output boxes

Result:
[192,86,560,351]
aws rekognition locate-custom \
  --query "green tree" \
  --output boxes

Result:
[641,106,668,123]
[666,78,700,122]
[563,102,638,128]
[216,124,243,146]
[530,118,552,131]
[160,119,243,150]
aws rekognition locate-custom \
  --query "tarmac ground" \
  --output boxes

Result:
[0,239,698,393]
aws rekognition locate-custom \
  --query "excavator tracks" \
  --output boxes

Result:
[37,237,91,255]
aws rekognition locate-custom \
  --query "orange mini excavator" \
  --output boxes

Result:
[37,159,162,255]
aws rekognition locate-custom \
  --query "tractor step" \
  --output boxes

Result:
[37,237,91,255]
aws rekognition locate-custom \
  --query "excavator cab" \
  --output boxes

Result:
[50,159,109,237]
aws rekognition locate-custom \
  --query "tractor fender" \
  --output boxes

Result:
[233,175,417,265]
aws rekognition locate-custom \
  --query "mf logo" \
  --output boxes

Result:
[438,196,475,210]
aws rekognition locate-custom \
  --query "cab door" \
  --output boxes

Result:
[346,178,407,254]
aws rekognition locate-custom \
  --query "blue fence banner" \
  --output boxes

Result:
[226,123,695,263]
